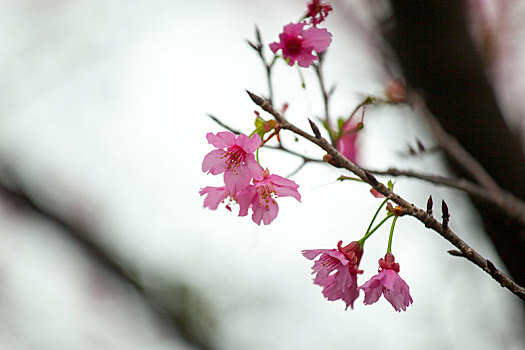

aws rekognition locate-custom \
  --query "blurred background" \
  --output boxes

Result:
[0,0,523,349]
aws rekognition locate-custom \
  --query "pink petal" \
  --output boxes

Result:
[302,26,332,53]
[199,186,228,210]
[202,149,226,175]
[224,164,251,193]
[273,184,301,201]
[206,131,236,149]
[337,134,358,163]
[237,185,257,217]
[381,270,413,312]
[269,42,282,54]
[296,52,318,68]
[282,22,305,37]
[261,200,279,225]
[251,205,264,225]
[244,155,264,180]
[360,273,384,305]
[236,134,261,153]
[302,249,334,260]
[341,277,360,310]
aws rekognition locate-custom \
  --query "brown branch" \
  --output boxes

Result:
[247,90,525,301]
[367,167,525,228]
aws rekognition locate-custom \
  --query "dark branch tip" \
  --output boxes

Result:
[426,195,434,215]
[447,249,463,257]
[364,170,379,187]
[308,118,321,138]
[246,90,264,106]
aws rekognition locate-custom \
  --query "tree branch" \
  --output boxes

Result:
[367,167,525,229]
[247,90,525,301]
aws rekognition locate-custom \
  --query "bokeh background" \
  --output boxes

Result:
[0,0,523,349]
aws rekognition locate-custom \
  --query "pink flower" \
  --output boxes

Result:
[336,119,360,164]
[199,186,236,211]
[237,169,300,225]
[306,0,333,26]
[269,22,332,68]
[302,241,363,309]
[202,131,263,193]
[360,253,413,312]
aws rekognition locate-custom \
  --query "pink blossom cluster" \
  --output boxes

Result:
[269,1,333,67]
[201,131,300,225]
[303,243,412,312]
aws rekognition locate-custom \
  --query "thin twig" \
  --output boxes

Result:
[410,92,501,194]
[206,114,241,135]
[247,90,525,301]
[206,113,322,165]
[313,54,334,144]
[248,25,275,104]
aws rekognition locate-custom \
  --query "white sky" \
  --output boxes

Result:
[0,0,523,349]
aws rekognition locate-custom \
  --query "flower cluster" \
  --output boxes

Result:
[306,0,333,26]
[201,131,300,225]
[270,1,333,67]
[303,243,412,312]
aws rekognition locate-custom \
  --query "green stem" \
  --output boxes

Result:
[387,216,399,253]
[365,198,389,234]
[256,148,260,165]
[358,214,393,246]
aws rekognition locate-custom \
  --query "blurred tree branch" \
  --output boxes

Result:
[0,170,213,350]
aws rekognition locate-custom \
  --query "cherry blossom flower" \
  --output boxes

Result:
[269,22,332,68]
[302,241,364,309]
[237,169,300,225]
[199,186,236,211]
[202,131,263,193]
[360,253,413,312]
[336,118,361,164]
[306,0,333,26]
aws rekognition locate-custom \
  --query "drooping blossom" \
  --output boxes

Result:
[270,22,332,68]
[336,118,361,164]
[202,131,263,193]
[237,169,300,225]
[302,241,363,309]
[306,0,333,26]
[360,253,413,312]
[199,186,236,212]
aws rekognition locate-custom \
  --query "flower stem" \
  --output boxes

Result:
[387,216,399,253]
[358,213,393,246]
[365,198,389,234]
